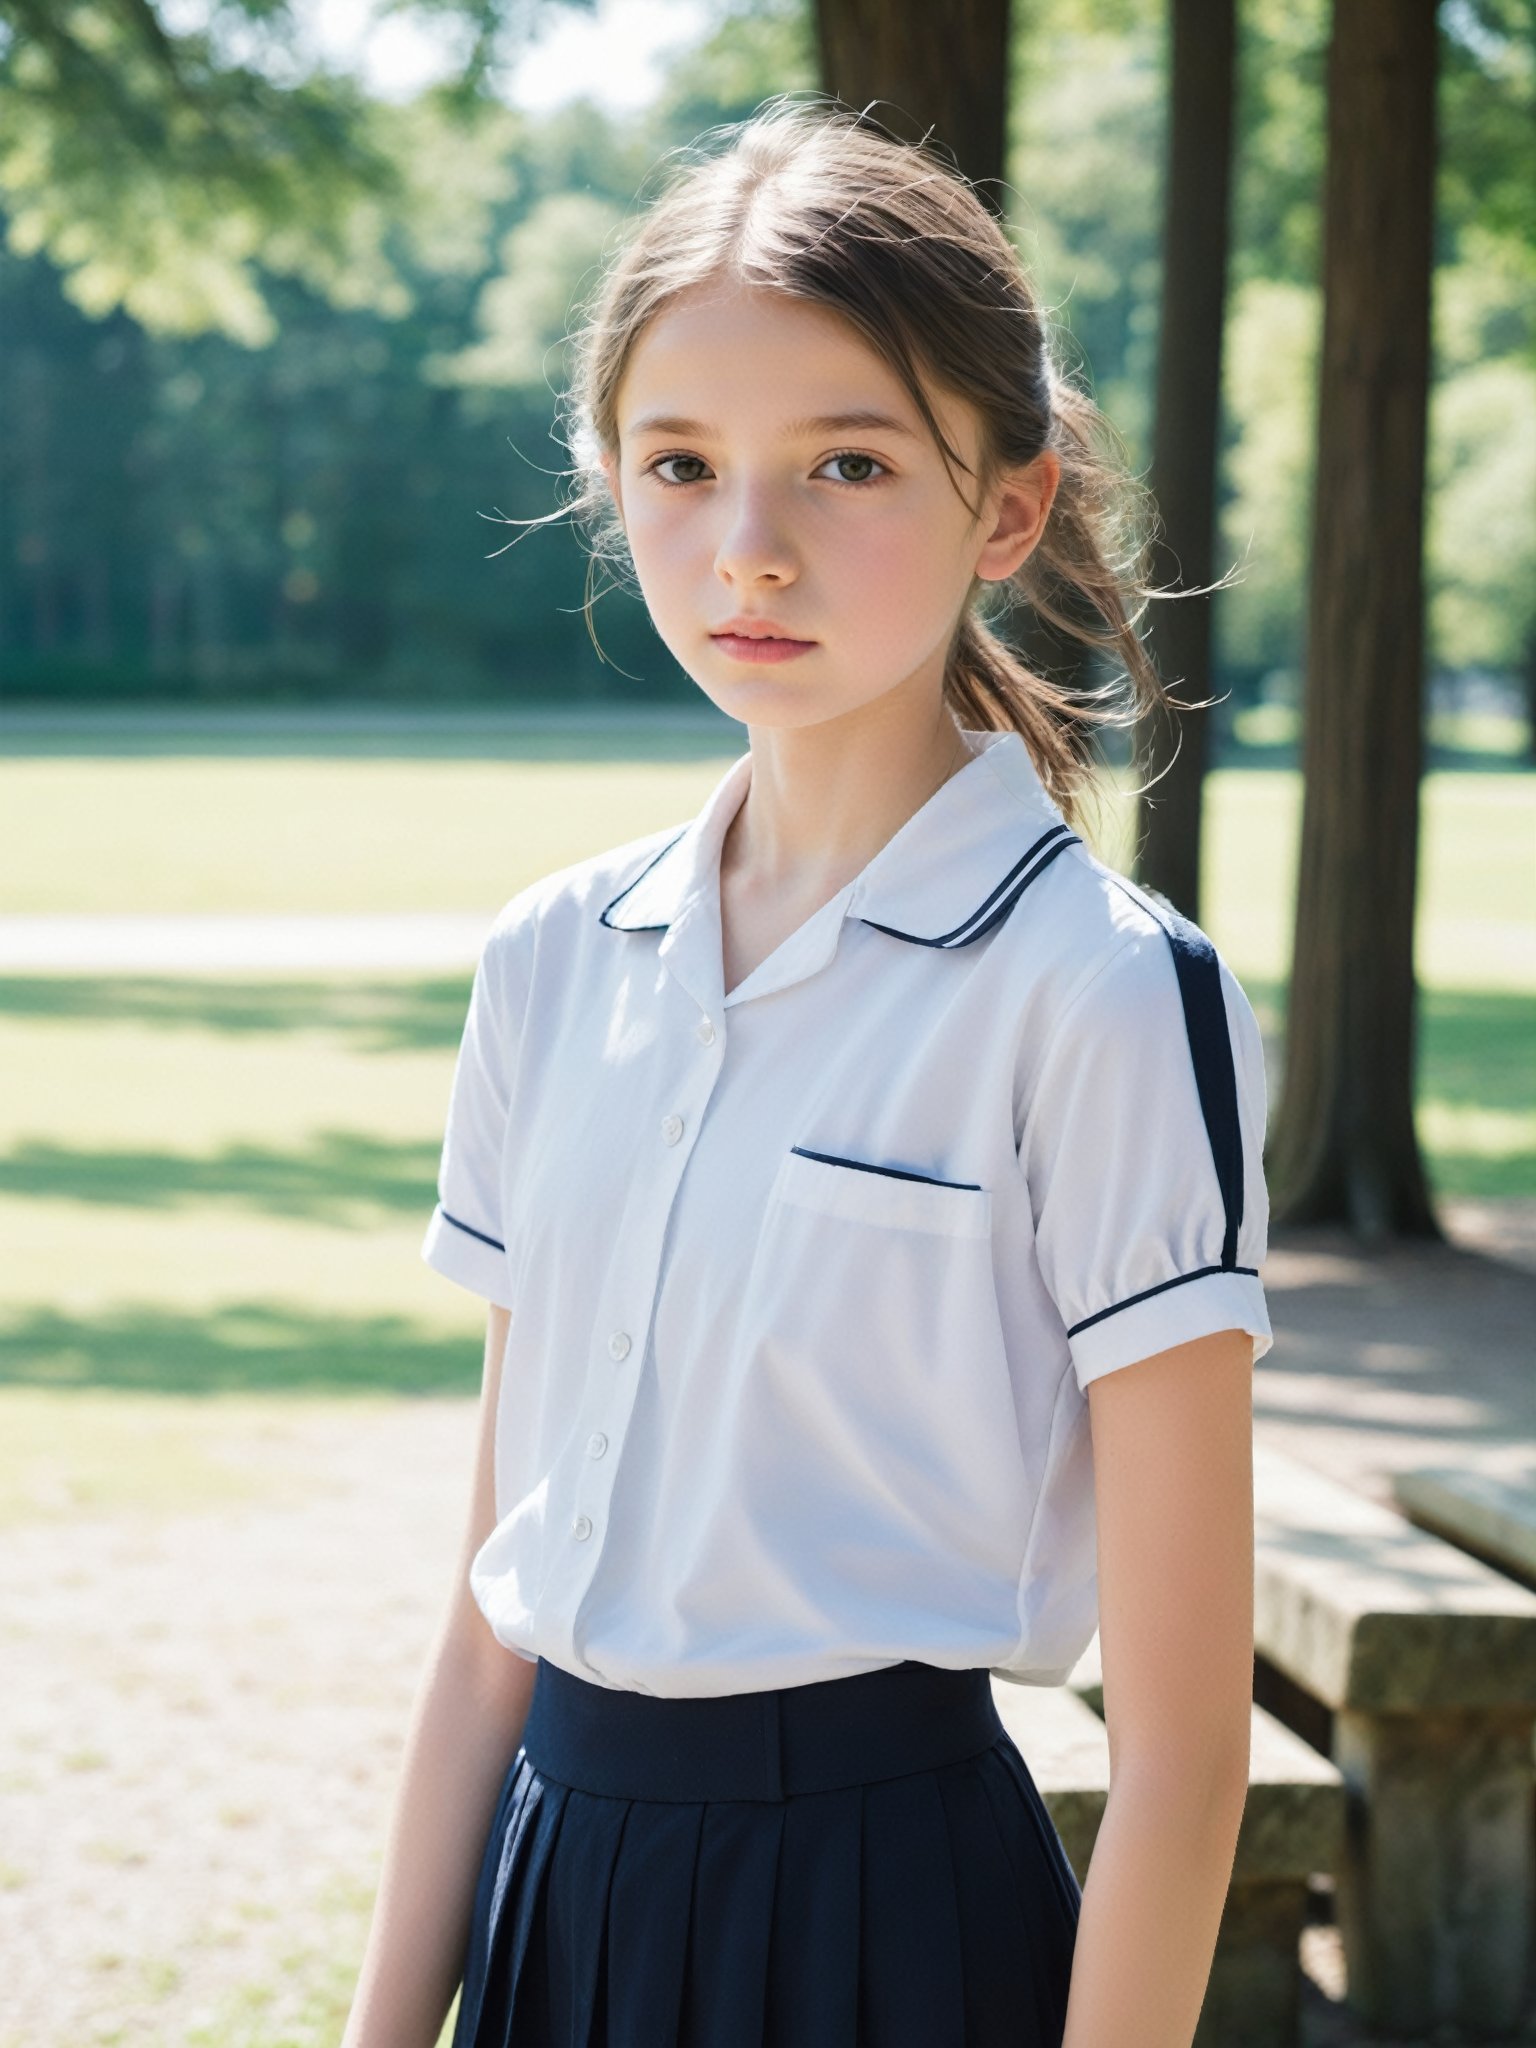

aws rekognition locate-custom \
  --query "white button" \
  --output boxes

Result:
[572,1514,593,1541]
[696,1016,716,1044]
[587,1432,608,1458]
[608,1330,631,1360]
[661,1113,684,1144]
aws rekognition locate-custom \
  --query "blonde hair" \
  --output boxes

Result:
[519,94,1222,835]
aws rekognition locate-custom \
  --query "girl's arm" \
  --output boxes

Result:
[1059,1326,1256,2048]
[341,1303,536,2048]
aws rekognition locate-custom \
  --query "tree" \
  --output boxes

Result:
[1267,0,1443,1237]
[813,0,1013,202]
[0,0,583,341]
[1131,0,1239,923]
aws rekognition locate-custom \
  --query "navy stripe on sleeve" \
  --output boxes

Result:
[1107,878,1246,1274]
[441,1208,505,1254]
[1066,1261,1260,1337]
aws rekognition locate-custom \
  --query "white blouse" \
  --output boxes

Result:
[421,726,1272,1697]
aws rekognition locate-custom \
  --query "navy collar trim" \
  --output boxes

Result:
[597,818,1082,948]
[596,828,690,932]
[855,822,1080,948]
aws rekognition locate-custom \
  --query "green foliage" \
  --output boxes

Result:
[429,188,630,394]
[1218,279,1321,670]
[644,0,816,142]
[1008,0,1167,449]
[1429,353,1536,670]
[1439,0,1536,268]
[1,0,390,340]
[0,0,564,338]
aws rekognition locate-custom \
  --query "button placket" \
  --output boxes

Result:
[563,984,725,1581]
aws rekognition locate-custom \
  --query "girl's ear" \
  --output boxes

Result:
[975,450,1061,583]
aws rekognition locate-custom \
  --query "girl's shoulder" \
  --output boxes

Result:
[479,819,689,962]
[1005,836,1265,1125]
[1015,832,1248,1021]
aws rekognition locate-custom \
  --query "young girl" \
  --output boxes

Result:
[343,94,1271,2048]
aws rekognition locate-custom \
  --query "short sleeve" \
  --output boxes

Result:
[420,900,536,1309]
[1019,921,1273,1392]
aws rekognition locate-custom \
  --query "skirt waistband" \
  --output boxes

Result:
[518,1656,1007,1803]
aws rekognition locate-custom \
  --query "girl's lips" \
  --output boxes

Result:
[710,633,817,664]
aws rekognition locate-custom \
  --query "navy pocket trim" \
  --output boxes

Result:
[789,1145,983,1193]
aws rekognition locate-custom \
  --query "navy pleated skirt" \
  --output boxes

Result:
[450,1654,1082,2047]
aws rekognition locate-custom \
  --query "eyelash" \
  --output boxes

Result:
[642,450,891,490]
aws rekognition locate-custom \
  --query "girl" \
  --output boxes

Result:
[343,94,1271,2048]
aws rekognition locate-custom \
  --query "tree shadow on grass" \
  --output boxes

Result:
[0,1303,482,1395]
[1418,986,1536,1120]
[0,976,471,1054]
[1204,977,1535,1200]
[0,1132,439,1222]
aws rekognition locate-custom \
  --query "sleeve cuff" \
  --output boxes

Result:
[421,1203,516,1309]
[1068,1267,1272,1391]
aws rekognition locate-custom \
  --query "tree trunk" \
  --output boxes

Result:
[1132,0,1237,924]
[814,0,1012,202]
[1268,0,1442,1240]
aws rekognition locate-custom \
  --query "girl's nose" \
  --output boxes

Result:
[712,490,799,587]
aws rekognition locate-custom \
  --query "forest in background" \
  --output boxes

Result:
[1,0,1531,734]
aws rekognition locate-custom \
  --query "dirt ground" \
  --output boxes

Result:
[0,1398,477,2048]
[3,1199,1533,2047]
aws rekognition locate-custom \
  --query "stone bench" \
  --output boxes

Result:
[1251,1438,1536,2037]
[1390,1463,1536,1587]
[990,1668,1343,2048]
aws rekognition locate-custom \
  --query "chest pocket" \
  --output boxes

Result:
[775,1145,992,1237]
[735,1144,1000,1424]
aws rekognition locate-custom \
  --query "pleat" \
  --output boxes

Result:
[457,1721,1084,2048]
[452,1753,534,2048]
[936,1750,1056,2047]
[604,1795,706,2046]
[763,1783,862,2048]
[543,1787,630,2048]
[973,1743,1081,2043]
[485,1769,571,2047]
[677,1799,786,2046]
[858,1768,967,2048]
[990,1735,1084,1931]
[454,1756,569,2048]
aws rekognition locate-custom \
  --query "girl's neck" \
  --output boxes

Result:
[720,716,979,909]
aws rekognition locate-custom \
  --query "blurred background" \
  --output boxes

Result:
[0,2,1532,2045]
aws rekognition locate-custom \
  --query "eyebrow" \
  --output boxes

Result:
[623,408,920,442]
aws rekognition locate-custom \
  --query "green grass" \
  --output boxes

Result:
[0,722,739,915]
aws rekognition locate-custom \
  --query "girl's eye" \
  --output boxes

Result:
[648,454,712,487]
[815,450,887,485]
[642,450,889,489]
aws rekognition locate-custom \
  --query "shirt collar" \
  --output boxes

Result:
[598,727,1080,955]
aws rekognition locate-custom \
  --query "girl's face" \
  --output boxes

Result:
[602,284,1054,731]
